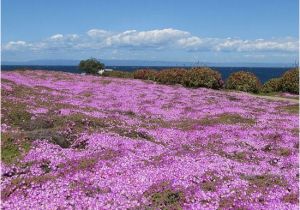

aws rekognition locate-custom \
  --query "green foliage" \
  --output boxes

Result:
[1,133,31,164]
[23,117,54,131]
[2,173,57,200]
[182,67,223,89]
[260,68,299,94]
[1,135,20,164]
[102,70,133,78]
[260,78,282,93]
[225,71,261,93]
[78,58,105,74]
[240,174,287,189]
[150,190,183,208]
[199,113,256,126]
[281,68,299,94]
[155,68,187,85]
[3,102,32,128]
[133,69,158,80]
[144,182,185,209]
[78,157,98,170]
[278,104,299,114]
[168,113,255,131]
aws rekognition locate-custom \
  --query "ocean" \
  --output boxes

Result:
[1,65,292,83]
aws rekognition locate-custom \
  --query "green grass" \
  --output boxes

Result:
[3,102,32,128]
[147,113,256,131]
[278,104,299,114]
[102,71,134,79]
[2,173,57,200]
[1,133,31,164]
[1,138,20,164]
[142,181,185,209]
[200,181,217,192]
[240,174,287,189]
[150,190,183,208]
[257,92,279,97]
[78,157,98,171]
[200,113,256,126]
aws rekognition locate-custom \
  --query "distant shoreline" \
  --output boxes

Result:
[1,65,292,83]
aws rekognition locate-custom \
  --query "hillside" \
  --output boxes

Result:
[1,70,299,209]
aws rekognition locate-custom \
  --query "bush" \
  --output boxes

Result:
[260,78,282,93]
[155,68,187,85]
[133,69,158,80]
[78,58,105,74]
[281,68,299,94]
[182,67,223,89]
[102,71,133,78]
[225,71,261,93]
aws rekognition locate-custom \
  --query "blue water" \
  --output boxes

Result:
[1,65,291,83]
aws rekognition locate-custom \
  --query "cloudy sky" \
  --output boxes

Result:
[2,0,299,63]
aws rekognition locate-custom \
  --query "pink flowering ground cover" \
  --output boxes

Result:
[1,70,299,209]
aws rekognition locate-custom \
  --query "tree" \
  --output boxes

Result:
[78,58,105,74]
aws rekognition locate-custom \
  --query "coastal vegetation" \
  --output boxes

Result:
[182,67,223,89]
[225,71,261,93]
[133,69,158,80]
[261,78,282,93]
[78,59,298,95]
[107,67,298,94]
[1,70,298,209]
[79,58,105,75]
[281,68,299,94]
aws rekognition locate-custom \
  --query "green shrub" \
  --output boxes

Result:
[133,69,158,80]
[182,67,223,89]
[281,68,299,94]
[225,71,261,93]
[102,71,133,78]
[78,58,105,74]
[155,68,187,85]
[260,78,282,93]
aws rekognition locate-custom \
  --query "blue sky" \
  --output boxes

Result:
[2,0,299,63]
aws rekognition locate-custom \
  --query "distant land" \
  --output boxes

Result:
[1,59,295,68]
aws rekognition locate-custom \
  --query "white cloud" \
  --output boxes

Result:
[176,36,299,53]
[87,29,110,38]
[106,28,190,47]
[49,33,79,42]
[49,34,64,41]
[2,41,30,51]
[177,36,203,47]
[213,37,299,52]
[66,34,79,41]
[2,28,299,55]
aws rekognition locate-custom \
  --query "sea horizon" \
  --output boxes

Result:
[1,64,294,83]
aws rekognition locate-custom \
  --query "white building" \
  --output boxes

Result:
[98,68,114,75]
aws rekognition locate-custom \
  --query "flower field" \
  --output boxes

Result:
[1,70,299,209]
